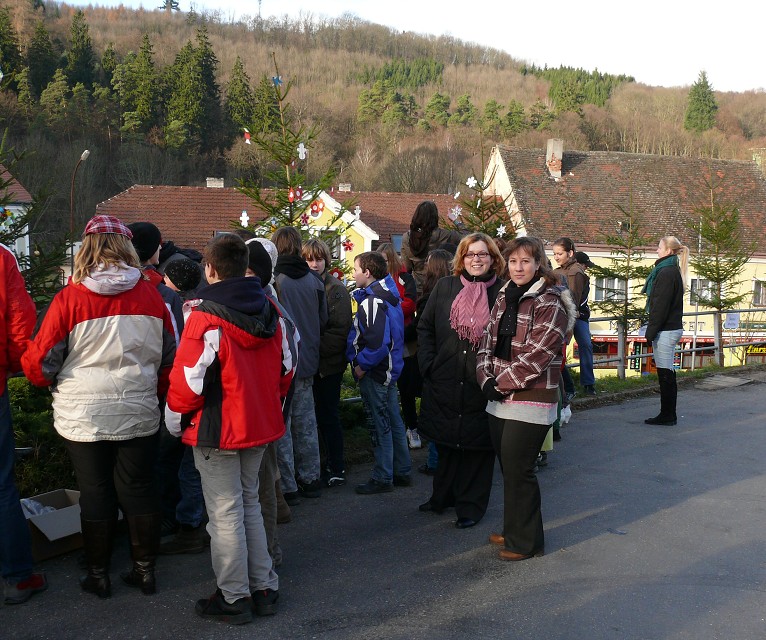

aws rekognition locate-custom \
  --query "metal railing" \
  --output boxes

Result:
[573,307,766,379]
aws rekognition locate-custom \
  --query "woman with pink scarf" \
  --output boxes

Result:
[416,233,505,529]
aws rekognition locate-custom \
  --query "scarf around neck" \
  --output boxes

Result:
[642,254,678,298]
[449,270,497,347]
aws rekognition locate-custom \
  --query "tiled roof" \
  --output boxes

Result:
[496,145,766,253]
[0,165,32,204]
[95,185,459,249]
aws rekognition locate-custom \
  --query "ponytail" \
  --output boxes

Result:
[662,235,689,288]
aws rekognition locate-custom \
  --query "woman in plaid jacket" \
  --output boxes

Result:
[476,236,576,561]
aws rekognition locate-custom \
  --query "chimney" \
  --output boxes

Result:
[546,139,563,179]
[751,148,766,170]
[206,177,224,188]
[338,183,352,192]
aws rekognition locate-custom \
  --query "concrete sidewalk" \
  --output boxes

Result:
[4,377,766,639]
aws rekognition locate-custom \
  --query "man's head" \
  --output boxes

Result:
[271,226,302,256]
[128,222,162,265]
[353,251,387,289]
[203,233,248,283]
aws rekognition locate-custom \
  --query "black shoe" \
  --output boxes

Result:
[355,478,394,495]
[393,474,412,487]
[283,491,301,506]
[159,525,208,555]
[251,588,279,616]
[536,452,548,467]
[325,471,346,487]
[644,415,677,426]
[417,463,436,476]
[297,479,322,499]
[195,589,253,625]
[583,385,596,396]
[553,429,561,441]
[418,500,444,514]
[455,517,477,529]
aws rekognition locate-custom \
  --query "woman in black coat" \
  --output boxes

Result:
[417,233,505,528]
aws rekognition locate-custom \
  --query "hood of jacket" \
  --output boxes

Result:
[196,277,277,343]
[274,253,311,280]
[81,262,142,295]
[352,273,402,308]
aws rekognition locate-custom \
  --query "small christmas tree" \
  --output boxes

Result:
[236,54,355,275]
[443,165,518,243]
[0,138,67,307]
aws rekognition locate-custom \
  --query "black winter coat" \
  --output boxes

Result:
[645,262,684,344]
[417,275,503,450]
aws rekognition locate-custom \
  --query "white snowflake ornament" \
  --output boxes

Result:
[448,206,462,221]
[496,224,506,238]
[466,176,478,189]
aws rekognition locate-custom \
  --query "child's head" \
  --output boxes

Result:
[75,215,140,284]
[423,248,452,296]
[353,251,387,288]
[246,239,273,285]
[163,257,202,293]
[271,226,302,256]
[377,242,402,276]
[127,222,163,265]
[203,233,248,283]
[301,238,331,275]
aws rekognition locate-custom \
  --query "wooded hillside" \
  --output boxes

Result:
[1,0,765,246]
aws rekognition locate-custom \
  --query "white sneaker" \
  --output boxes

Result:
[560,405,572,425]
[407,429,422,449]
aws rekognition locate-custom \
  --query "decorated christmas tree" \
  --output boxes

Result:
[443,164,517,244]
[236,54,355,276]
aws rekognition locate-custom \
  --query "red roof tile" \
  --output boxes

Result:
[0,165,32,204]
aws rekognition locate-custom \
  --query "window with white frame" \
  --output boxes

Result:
[690,278,713,304]
[753,280,766,307]
[594,277,627,301]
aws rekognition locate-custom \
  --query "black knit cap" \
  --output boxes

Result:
[128,222,162,262]
[164,257,202,293]
[247,240,273,286]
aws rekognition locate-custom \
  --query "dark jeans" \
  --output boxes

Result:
[65,432,161,520]
[397,354,421,430]
[176,445,204,528]
[488,415,550,555]
[155,422,184,524]
[313,371,345,476]
[0,388,34,583]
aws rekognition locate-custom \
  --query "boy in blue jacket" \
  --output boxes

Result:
[347,251,411,494]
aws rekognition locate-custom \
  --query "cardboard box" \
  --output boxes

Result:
[24,489,83,561]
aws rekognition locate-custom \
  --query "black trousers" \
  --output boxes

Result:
[397,354,421,430]
[488,415,550,555]
[65,432,160,521]
[313,371,345,475]
[430,445,495,522]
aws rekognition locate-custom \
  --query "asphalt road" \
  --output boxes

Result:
[4,375,766,639]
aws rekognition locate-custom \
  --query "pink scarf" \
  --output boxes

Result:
[449,274,497,347]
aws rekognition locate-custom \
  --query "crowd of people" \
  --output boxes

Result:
[0,204,688,625]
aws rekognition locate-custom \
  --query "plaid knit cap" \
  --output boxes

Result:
[83,215,133,239]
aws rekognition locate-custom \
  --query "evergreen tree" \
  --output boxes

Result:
[66,82,91,139]
[589,188,655,377]
[0,7,22,84]
[112,35,159,137]
[688,170,755,365]
[0,135,68,307]
[224,56,255,138]
[15,67,36,120]
[193,25,222,152]
[424,92,450,126]
[26,21,58,97]
[39,68,70,134]
[236,54,354,273]
[251,74,281,134]
[502,100,527,136]
[529,99,554,130]
[100,42,117,86]
[159,0,180,10]
[448,93,476,126]
[684,71,718,133]
[65,10,95,89]
[480,99,503,138]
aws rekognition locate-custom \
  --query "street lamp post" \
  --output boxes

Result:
[69,149,90,274]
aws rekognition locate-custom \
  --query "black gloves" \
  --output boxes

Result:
[482,378,506,402]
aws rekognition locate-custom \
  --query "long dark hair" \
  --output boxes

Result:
[422,249,452,296]
[408,201,439,256]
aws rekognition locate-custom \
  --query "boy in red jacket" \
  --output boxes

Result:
[165,234,292,625]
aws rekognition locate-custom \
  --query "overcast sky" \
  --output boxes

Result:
[66,0,764,93]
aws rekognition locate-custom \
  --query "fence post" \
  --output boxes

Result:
[617,323,626,379]
[713,310,722,366]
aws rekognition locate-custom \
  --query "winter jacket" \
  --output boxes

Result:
[417,275,503,450]
[402,227,464,295]
[274,254,328,378]
[347,273,405,385]
[0,244,36,395]
[22,265,176,442]
[392,268,417,357]
[553,258,590,320]
[165,277,292,450]
[318,270,352,378]
[644,257,684,344]
[476,278,576,425]
[143,266,184,344]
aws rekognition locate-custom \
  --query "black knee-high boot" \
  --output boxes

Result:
[645,368,677,425]
[79,518,116,598]
[121,513,162,595]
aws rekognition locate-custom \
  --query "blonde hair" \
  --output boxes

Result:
[661,236,689,287]
[452,233,505,278]
[377,242,403,275]
[73,234,141,284]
